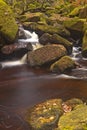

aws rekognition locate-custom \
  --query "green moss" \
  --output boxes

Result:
[25,99,63,130]
[52,34,72,54]
[68,6,81,17]
[63,18,85,32]
[58,104,87,130]
[0,0,18,45]
[50,56,75,73]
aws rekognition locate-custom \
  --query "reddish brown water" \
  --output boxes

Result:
[0,64,87,130]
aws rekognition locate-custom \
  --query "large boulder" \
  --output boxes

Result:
[27,44,67,66]
[50,56,76,73]
[40,33,72,54]
[82,30,87,57]
[0,0,18,48]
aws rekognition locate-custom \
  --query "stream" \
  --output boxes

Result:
[0,28,87,130]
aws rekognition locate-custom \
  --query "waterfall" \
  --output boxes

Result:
[71,46,82,60]
[0,27,43,68]
[0,54,27,68]
[18,26,43,50]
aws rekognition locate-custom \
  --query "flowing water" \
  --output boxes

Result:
[0,28,87,130]
[1,27,87,79]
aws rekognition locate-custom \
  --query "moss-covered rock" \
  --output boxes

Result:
[25,99,63,130]
[63,98,83,110]
[39,33,52,45]
[27,44,67,67]
[19,12,46,23]
[63,17,85,32]
[0,0,18,48]
[47,13,70,25]
[68,6,81,17]
[36,24,70,37]
[50,56,75,73]
[58,104,87,130]
[51,34,72,54]
[82,30,87,57]
[23,20,70,37]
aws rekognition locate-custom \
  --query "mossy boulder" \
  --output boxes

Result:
[58,104,87,130]
[68,6,82,17]
[63,18,85,33]
[0,0,18,48]
[27,44,67,67]
[51,34,72,54]
[36,24,70,37]
[50,56,75,73]
[82,30,87,57]
[25,99,63,130]
[23,21,70,37]
[39,33,72,54]
[39,33,52,45]
[19,12,46,23]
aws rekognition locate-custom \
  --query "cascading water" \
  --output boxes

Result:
[71,46,82,60]
[68,41,87,79]
[18,26,43,50]
[0,27,43,68]
[1,27,87,79]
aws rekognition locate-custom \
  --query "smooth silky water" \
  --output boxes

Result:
[0,28,87,130]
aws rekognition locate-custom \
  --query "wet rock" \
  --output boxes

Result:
[27,44,67,66]
[82,30,87,57]
[50,56,76,73]
[58,104,87,130]
[0,0,18,48]
[24,99,63,130]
